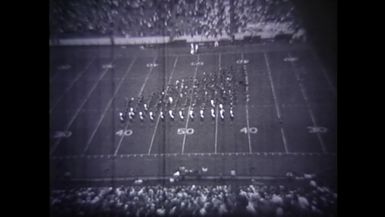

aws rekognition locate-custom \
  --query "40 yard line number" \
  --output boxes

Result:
[240,127,258,134]
[115,129,133,136]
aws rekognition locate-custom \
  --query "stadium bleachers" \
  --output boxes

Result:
[49,0,305,41]
[51,178,337,217]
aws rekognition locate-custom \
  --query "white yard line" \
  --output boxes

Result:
[162,46,309,57]
[113,57,157,156]
[264,53,282,119]
[181,55,200,154]
[242,53,253,154]
[288,52,327,153]
[148,56,179,154]
[215,105,219,154]
[214,53,221,154]
[264,53,289,153]
[50,61,114,156]
[82,57,137,155]
[280,128,289,153]
[50,57,96,114]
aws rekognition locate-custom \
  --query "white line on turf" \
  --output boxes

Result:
[82,57,137,155]
[181,55,200,154]
[113,56,157,156]
[214,53,221,154]
[50,57,96,114]
[264,53,282,119]
[50,60,115,156]
[148,56,179,154]
[263,53,289,153]
[242,53,252,154]
[280,128,289,153]
[49,150,338,159]
[288,52,327,153]
[160,46,310,57]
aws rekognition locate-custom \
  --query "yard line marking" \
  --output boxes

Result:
[82,57,137,155]
[148,56,179,154]
[288,52,327,153]
[161,45,310,57]
[280,128,289,153]
[114,56,157,156]
[50,60,115,156]
[264,53,281,119]
[264,53,289,153]
[214,53,221,154]
[50,57,96,114]
[311,50,337,96]
[49,151,337,160]
[181,55,200,154]
[242,53,252,154]
[214,106,219,152]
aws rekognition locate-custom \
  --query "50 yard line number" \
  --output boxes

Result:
[177,128,194,135]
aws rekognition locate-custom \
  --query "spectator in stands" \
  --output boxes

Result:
[50,0,305,41]
[51,180,337,217]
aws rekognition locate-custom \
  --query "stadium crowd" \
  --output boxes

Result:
[51,179,336,217]
[50,0,304,40]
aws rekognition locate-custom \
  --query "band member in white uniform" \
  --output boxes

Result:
[144,103,148,111]
[189,108,194,120]
[128,107,135,120]
[211,108,215,119]
[160,110,165,120]
[190,43,194,54]
[219,104,225,120]
[119,112,125,123]
[179,109,184,120]
[169,109,175,120]
[149,111,154,121]
[210,99,215,107]
[139,111,144,121]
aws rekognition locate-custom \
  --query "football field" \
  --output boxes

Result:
[50,42,336,183]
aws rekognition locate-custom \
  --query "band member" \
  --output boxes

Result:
[211,108,215,120]
[219,104,225,120]
[179,109,184,120]
[169,109,175,120]
[119,112,125,123]
[139,111,145,121]
[149,111,154,121]
[128,107,135,120]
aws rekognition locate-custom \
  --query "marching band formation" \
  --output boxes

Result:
[119,66,247,123]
